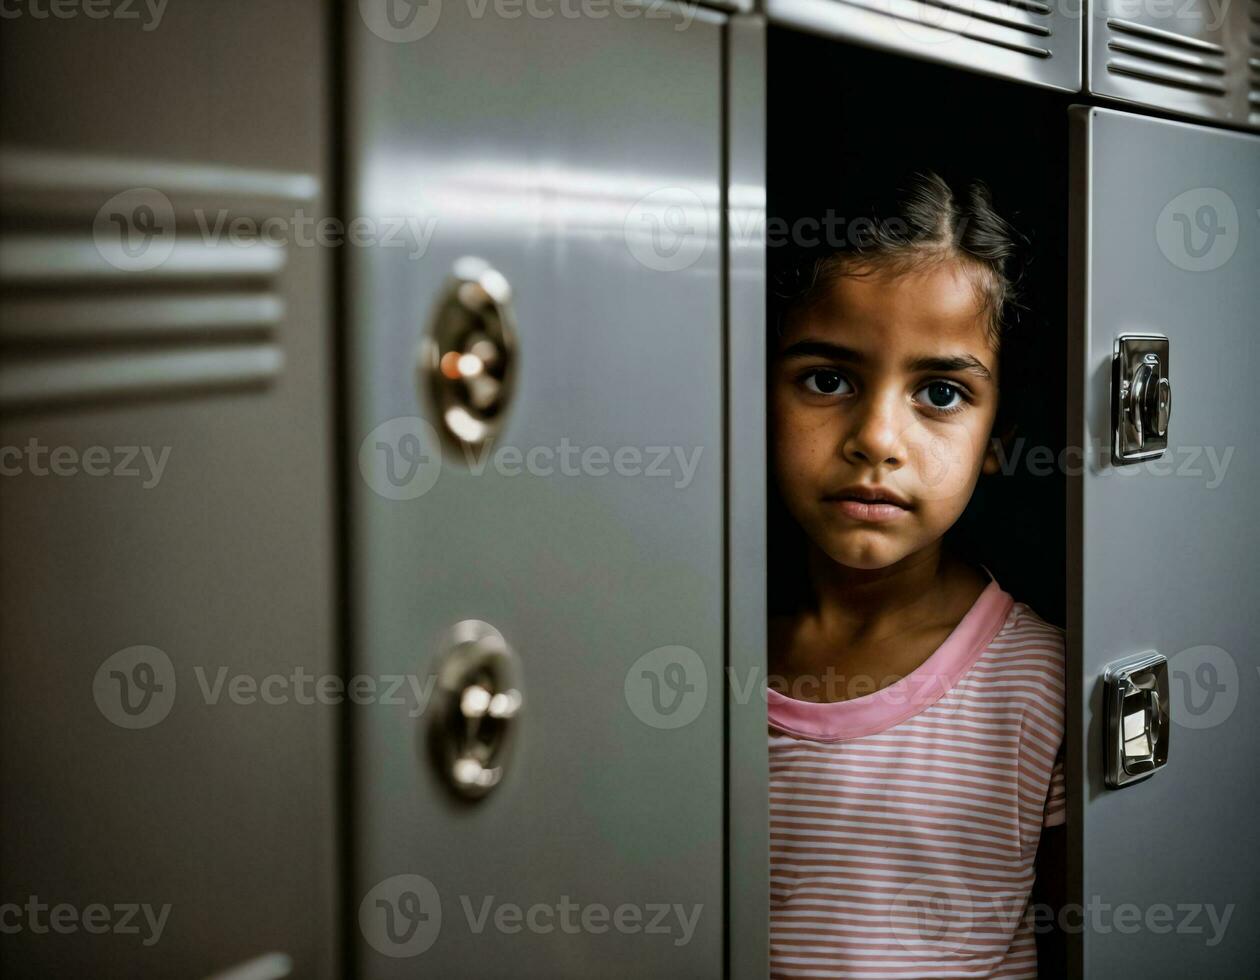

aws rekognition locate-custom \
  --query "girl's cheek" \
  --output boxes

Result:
[779,399,842,444]
[773,431,830,502]
[901,420,979,503]
[782,419,840,473]
[773,434,814,483]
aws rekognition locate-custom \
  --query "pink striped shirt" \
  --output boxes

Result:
[768,573,1066,979]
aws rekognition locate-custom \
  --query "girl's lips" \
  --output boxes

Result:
[829,498,910,523]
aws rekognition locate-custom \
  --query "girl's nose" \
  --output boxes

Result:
[840,394,905,468]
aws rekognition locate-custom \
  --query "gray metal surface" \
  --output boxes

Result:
[1068,105,1260,977]
[346,2,728,976]
[1087,2,1260,131]
[763,0,1082,93]
[0,1,338,977]
[725,14,770,980]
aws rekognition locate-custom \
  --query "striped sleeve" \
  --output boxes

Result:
[1043,745,1066,827]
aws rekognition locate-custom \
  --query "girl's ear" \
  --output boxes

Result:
[982,420,1017,476]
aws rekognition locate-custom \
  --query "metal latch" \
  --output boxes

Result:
[428,619,523,800]
[419,257,518,459]
[1112,334,1172,464]
[1104,651,1170,788]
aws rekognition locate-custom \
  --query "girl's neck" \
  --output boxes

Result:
[802,540,977,645]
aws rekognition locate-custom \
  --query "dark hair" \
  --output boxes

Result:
[770,170,1031,431]
[766,170,1035,615]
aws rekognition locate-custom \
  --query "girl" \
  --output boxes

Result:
[766,171,1066,979]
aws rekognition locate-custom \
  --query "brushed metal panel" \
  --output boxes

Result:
[0,345,284,409]
[1068,105,1260,976]
[725,15,770,980]
[0,294,286,342]
[1088,2,1260,130]
[764,0,1082,92]
[0,147,320,219]
[0,148,316,409]
[0,235,288,282]
[0,1,338,977]
[346,2,726,978]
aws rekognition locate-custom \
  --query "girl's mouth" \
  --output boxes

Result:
[827,498,911,523]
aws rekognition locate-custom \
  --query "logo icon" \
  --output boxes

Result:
[359,874,442,958]
[624,645,708,729]
[358,416,443,500]
[892,416,973,504]
[885,0,978,46]
[624,188,711,272]
[358,0,442,43]
[890,875,974,954]
[1156,188,1238,272]
[93,188,176,272]
[1169,644,1238,730]
[93,645,177,729]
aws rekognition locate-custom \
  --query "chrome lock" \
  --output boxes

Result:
[419,257,518,458]
[1103,651,1170,788]
[428,620,523,800]
[1112,334,1171,464]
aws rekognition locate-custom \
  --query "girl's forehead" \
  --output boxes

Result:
[781,261,997,364]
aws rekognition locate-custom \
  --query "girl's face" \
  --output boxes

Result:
[770,258,1004,572]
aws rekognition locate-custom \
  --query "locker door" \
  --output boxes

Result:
[1085,1,1260,132]
[346,3,728,977]
[761,0,1082,93]
[1067,106,1260,977]
[0,1,336,977]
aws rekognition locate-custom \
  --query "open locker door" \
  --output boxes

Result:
[345,2,731,977]
[1067,106,1260,977]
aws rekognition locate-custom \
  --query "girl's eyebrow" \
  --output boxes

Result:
[777,339,993,383]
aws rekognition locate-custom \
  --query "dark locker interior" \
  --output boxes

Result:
[764,34,1073,975]
[766,28,1070,628]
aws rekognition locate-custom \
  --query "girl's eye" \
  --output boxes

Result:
[800,369,852,396]
[915,380,968,414]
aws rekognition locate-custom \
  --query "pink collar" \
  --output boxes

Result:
[766,574,1014,742]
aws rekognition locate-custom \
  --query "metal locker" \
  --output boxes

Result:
[760,0,1082,92]
[1067,105,1260,976]
[1086,1,1260,132]
[345,1,740,977]
[727,18,771,980]
[0,1,338,977]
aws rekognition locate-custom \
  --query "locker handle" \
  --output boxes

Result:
[1103,651,1170,788]
[419,257,518,458]
[1112,334,1172,464]
[429,619,523,800]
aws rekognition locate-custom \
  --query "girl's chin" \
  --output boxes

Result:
[822,539,914,571]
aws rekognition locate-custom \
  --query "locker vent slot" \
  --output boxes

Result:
[822,0,1055,58]
[0,148,317,412]
[764,0,1080,93]
[1104,18,1230,97]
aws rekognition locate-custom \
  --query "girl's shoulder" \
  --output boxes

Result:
[1001,599,1065,644]
[984,596,1066,691]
